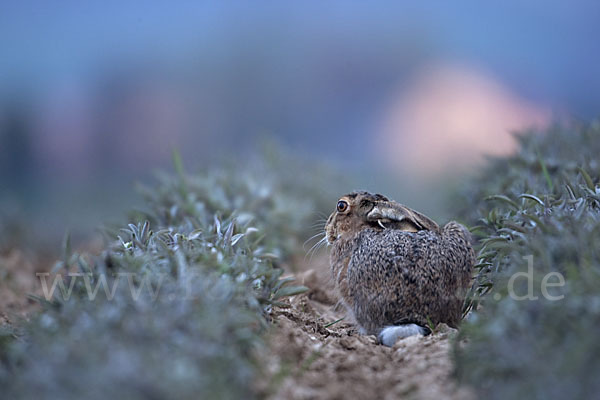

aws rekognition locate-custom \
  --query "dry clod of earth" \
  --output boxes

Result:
[0,249,48,324]
[259,257,474,400]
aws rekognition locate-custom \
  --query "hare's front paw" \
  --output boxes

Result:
[377,324,429,347]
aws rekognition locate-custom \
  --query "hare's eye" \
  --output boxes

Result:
[337,200,349,213]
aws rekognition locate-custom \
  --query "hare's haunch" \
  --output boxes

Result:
[325,191,474,347]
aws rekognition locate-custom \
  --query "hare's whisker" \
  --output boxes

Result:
[309,221,327,229]
[310,228,326,235]
[309,223,326,231]
[312,238,329,263]
[303,231,326,250]
[306,236,328,263]
[305,236,323,260]
[313,211,329,219]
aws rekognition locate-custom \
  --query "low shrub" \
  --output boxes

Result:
[0,150,341,400]
[454,121,600,399]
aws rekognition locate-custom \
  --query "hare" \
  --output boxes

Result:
[325,191,474,346]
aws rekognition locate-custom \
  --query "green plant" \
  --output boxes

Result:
[0,148,342,399]
[453,121,600,399]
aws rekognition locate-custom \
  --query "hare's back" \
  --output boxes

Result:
[346,228,469,329]
[348,228,463,281]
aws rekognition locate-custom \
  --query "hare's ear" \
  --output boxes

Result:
[367,203,440,232]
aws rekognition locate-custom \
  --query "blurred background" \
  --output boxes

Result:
[1,1,599,248]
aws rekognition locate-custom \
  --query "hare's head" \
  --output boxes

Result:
[325,191,440,244]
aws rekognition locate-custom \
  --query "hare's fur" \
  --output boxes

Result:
[326,191,474,346]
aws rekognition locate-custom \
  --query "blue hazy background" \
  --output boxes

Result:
[1,1,599,247]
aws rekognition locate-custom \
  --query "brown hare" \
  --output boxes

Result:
[325,191,474,346]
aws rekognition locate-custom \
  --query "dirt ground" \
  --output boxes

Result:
[0,249,48,326]
[260,256,474,400]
